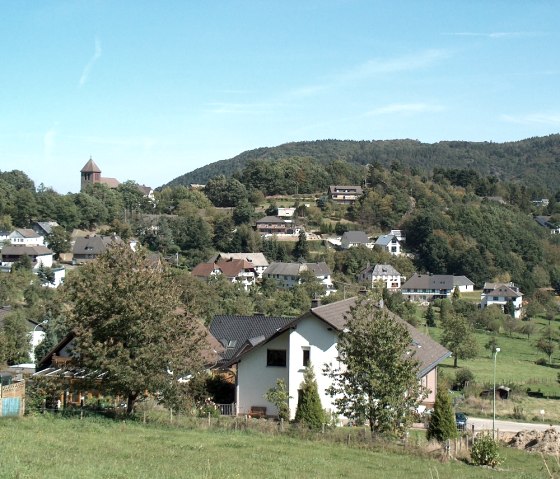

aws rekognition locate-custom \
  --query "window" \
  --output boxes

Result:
[267,349,287,367]
[302,347,310,367]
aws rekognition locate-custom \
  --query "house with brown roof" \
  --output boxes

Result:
[191,258,257,290]
[209,252,269,278]
[217,297,450,419]
[328,185,363,204]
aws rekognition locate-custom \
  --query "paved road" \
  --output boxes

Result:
[468,416,560,433]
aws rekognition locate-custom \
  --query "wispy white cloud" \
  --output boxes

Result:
[364,102,444,117]
[342,49,448,80]
[444,31,543,39]
[501,113,560,126]
[79,37,102,87]
[286,49,449,100]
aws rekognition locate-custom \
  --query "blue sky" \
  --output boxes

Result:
[1,1,559,193]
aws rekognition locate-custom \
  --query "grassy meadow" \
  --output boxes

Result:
[1,415,557,479]
[423,300,560,423]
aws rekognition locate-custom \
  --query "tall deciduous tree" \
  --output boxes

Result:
[441,314,478,368]
[326,296,425,436]
[64,243,206,414]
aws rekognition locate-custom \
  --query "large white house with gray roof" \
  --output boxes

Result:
[263,261,336,296]
[358,263,404,290]
[216,297,450,420]
[480,282,523,318]
[401,273,474,302]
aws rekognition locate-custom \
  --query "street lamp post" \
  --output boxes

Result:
[492,347,501,440]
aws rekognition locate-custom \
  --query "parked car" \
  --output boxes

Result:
[455,412,468,430]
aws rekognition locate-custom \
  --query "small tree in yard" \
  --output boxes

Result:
[264,378,291,421]
[442,314,478,368]
[427,387,457,443]
[326,295,425,437]
[64,243,206,414]
[471,434,502,468]
[425,303,436,327]
[294,365,325,429]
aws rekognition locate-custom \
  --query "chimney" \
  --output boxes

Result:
[311,296,321,308]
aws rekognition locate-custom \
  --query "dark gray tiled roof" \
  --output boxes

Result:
[402,273,474,290]
[209,315,295,365]
[341,231,369,244]
[72,235,122,256]
[360,263,401,276]
[264,262,331,277]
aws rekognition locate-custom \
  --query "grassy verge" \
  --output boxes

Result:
[0,415,556,478]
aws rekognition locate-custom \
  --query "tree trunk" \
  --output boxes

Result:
[127,392,138,415]
[453,355,458,368]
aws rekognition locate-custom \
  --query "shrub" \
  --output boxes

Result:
[294,365,326,429]
[427,387,457,442]
[535,358,548,366]
[471,434,502,468]
[512,405,525,420]
[264,378,291,421]
[454,368,474,390]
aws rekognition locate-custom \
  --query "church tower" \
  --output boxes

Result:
[80,157,102,191]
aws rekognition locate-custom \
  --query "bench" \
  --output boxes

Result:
[249,406,267,418]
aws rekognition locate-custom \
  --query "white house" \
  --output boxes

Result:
[374,234,402,256]
[277,207,296,218]
[400,274,474,302]
[480,282,523,319]
[358,263,403,290]
[328,185,363,205]
[191,258,257,291]
[1,245,54,269]
[210,252,269,279]
[217,297,450,419]
[340,231,373,250]
[8,229,45,246]
[263,262,336,296]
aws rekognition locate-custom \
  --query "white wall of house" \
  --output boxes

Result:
[8,232,44,246]
[236,333,290,417]
[456,284,474,293]
[481,295,523,319]
[287,315,339,419]
[34,254,53,269]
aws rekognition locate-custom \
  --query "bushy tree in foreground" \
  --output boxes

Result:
[426,386,457,442]
[326,295,425,436]
[264,378,291,421]
[64,243,206,414]
[294,365,325,428]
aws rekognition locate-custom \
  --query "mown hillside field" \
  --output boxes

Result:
[0,415,556,479]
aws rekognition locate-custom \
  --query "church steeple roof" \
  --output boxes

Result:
[80,157,101,173]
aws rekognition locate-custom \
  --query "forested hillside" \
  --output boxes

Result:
[165,135,560,193]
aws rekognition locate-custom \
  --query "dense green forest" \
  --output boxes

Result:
[165,135,560,193]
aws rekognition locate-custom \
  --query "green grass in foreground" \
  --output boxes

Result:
[0,415,556,479]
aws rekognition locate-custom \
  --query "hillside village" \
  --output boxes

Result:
[0,152,559,452]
